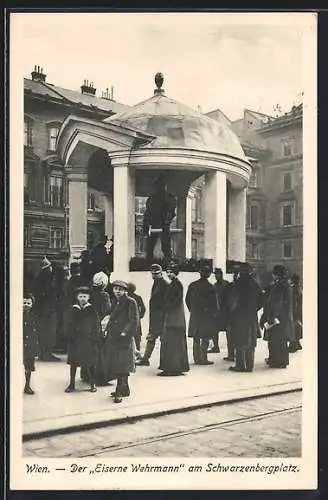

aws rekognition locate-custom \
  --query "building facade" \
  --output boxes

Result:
[23,67,302,285]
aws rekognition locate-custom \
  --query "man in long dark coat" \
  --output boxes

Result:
[208,267,230,354]
[262,265,294,369]
[185,266,218,365]
[229,264,263,372]
[34,257,60,361]
[158,263,189,376]
[289,273,303,352]
[136,264,169,366]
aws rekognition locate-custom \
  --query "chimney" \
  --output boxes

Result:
[31,65,47,82]
[101,86,115,101]
[80,79,96,96]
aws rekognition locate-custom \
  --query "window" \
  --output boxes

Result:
[24,225,31,247]
[88,192,96,210]
[48,127,59,151]
[281,202,294,226]
[49,176,63,208]
[24,172,30,202]
[49,227,64,249]
[191,197,197,222]
[192,238,198,259]
[282,241,293,259]
[283,172,292,191]
[249,169,260,188]
[135,197,147,215]
[250,242,260,260]
[24,170,36,203]
[135,234,147,256]
[250,205,259,230]
[282,139,293,157]
[87,230,94,250]
[24,120,33,147]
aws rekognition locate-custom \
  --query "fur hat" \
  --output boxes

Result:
[41,256,51,269]
[92,271,109,288]
[112,280,128,291]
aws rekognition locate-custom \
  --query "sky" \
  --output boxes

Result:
[12,12,311,120]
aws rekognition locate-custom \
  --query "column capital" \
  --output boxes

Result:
[65,165,88,182]
[110,151,131,167]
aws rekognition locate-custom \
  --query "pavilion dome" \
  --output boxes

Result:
[103,74,247,160]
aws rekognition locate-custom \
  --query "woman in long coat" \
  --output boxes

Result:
[82,272,112,385]
[65,286,102,393]
[229,265,263,372]
[185,266,218,365]
[158,263,189,376]
[262,265,294,368]
[104,281,138,403]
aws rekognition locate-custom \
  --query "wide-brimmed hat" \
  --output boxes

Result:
[150,263,162,274]
[75,286,90,295]
[112,280,128,291]
[41,256,51,269]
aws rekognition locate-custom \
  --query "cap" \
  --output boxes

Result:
[75,286,90,295]
[214,267,223,273]
[112,280,128,291]
[273,265,287,278]
[150,264,163,274]
[41,256,51,269]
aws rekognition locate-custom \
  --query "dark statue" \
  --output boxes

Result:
[143,177,177,263]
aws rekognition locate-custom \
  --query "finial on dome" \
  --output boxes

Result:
[154,72,165,95]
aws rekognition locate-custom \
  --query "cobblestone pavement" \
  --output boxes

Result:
[23,391,301,458]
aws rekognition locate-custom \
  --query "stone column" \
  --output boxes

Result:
[66,167,88,262]
[228,186,247,262]
[204,170,227,272]
[112,163,135,277]
[176,196,187,259]
[185,191,194,259]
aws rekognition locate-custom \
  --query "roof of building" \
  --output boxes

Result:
[104,89,247,160]
[257,103,303,133]
[24,78,129,115]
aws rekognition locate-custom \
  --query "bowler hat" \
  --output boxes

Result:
[150,264,162,274]
[112,280,128,291]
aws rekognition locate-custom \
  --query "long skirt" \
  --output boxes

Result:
[159,327,190,374]
[267,337,289,367]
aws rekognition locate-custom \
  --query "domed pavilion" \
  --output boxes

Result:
[57,73,252,279]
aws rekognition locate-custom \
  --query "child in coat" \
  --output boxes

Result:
[65,286,101,393]
[23,293,39,395]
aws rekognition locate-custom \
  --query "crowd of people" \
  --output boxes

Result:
[23,257,302,404]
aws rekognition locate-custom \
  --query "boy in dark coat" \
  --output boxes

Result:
[127,282,146,358]
[229,264,263,372]
[23,293,39,395]
[185,266,218,365]
[104,281,138,403]
[65,287,101,393]
[158,263,189,376]
[137,264,168,366]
